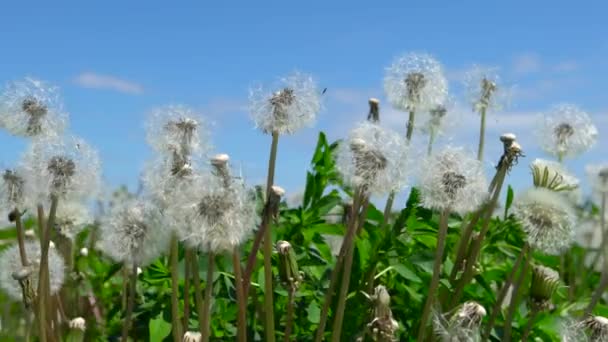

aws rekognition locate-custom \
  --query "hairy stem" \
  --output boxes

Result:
[232,248,247,342]
[121,263,138,341]
[170,235,182,341]
[585,192,608,315]
[477,107,486,161]
[191,252,205,335]
[417,209,450,341]
[201,252,215,342]
[284,288,296,342]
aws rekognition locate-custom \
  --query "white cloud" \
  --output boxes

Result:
[74,72,143,94]
[512,53,542,75]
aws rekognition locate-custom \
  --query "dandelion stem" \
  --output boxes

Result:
[502,249,531,342]
[191,252,205,335]
[406,110,416,141]
[38,197,58,342]
[331,196,370,342]
[417,209,450,341]
[314,188,363,342]
[284,288,296,342]
[201,252,215,342]
[585,191,608,315]
[449,212,481,285]
[183,249,192,332]
[427,129,435,156]
[262,130,279,342]
[521,305,539,342]
[232,247,247,342]
[170,234,182,341]
[483,243,529,341]
[477,107,486,161]
[121,266,128,312]
[121,263,138,341]
[14,209,29,266]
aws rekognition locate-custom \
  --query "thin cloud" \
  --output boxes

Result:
[512,53,542,75]
[74,72,144,94]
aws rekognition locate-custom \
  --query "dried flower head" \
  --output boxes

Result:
[146,105,209,162]
[0,241,65,301]
[531,159,579,191]
[529,265,560,310]
[433,301,486,342]
[21,135,101,204]
[464,66,510,113]
[276,240,303,290]
[367,285,399,341]
[97,199,169,266]
[54,201,93,240]
[249,71,321,135]
[335,121,411,195]
[512,187,575,255]
[68,317,86,331]
[0,77,67,137]
[183,331,202,342]
[418,146,488,215]
[537,104,598,159]
[586,164,608,194]
[384,53,448,113]
[171,159,258,253]
[0,168,26,215]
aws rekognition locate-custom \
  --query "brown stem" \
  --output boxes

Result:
[586,192,608,315]
[284,288,296,342]
[521,306,539,342]
[233,248,247,342]
[38,197,58,342]
[170,235,182,341]
[502,250,531,342]
[183,249,193,332]
[201,252,215,342]
[121,263,138,341]
[449,211,482,284]
[14,210,29,266]
[191,252,205,335]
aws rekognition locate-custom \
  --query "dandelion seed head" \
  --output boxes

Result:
[433,301,485,342]
[249,71,321,135]
[141,156,198,210]
[0,168,26,215]
[97,199,169,266]
[464,66,510,113]
[54,201,93,240]
[582,316,608,341]
[418,146,488,215]
[586,163,608,194]
[531,159,579,192]
[0,241,65,301]
[21,136,101,205]
[0,77,67,137]
[537,104,598,159]
[335,121,411,195]
[513,187,575,255]
[384,53,448,113]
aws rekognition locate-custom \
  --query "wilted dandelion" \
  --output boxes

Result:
[20,135,101,205]
[531,158,579,191]
[54,201,93,240]
[384,52,448,113]
[433,301,486,342]
[418,146,488,215]
[0,168,26,215]
[335,121,411,195]
[249,71,321,135]
[97,199,169,266]
[0,241,65,301]
[0,77,67,137]
[537,104,598,160]
[512,187,575,255]
[366,285,399,341]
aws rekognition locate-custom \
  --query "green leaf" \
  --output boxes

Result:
[391,263,422,283]
[504,185,514,218]
[149,313,172,342]
[307,301,321,324]
[303,172,315,209]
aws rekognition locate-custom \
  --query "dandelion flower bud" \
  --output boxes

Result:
[249,71,321,135]
[537,104,598,159]
[367,285,399,341]
[21,135,101,204]
[531,159,579,191]
[0,77,67,137]
[54,201,93,240]
[500,133,517,145]
[336,121,411,195]
[97,199,169,267]
[384,52,448,113]
[0,168,26,216]
[464,66,510,113]
[276,240,302,291]
[146,105,209,161]
[183,331,202,342]
[529,265,560,310]
[418,146,488,215]
[512,188,575,255]
[79,247,89,257]
[586,164,608,194]
[0,240,65,301]
[434,301,486,342]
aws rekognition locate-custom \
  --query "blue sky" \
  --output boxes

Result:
[0,1,607,206]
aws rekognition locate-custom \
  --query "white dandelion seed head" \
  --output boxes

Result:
[0,77,68,137]
[335,121,411,195]
[433,302,485,342]
[463,65,510,113]
[531,158,579,192]
[183,331,202,342]
[0,167,27,215]
[0,240,65,301]
[418,146,488,215]
[562,316,608,342]
[384,52,448,113]
[54,201,93,240]
[141,156,198,210]
[586,163,608,194]
[20,135,101,205]
[145,105,210,160]
[170,169,258,253]
[537,104,598,159]
[513,187,575,255]
[68,317,86,331]
[249,71,321,135]
[97,198,169,266]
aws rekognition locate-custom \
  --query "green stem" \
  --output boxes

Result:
[585,192,608,315]
[232,248,247,342]
[521,306,539,342]
[263,131,279,342]
[38,197,58,342]
[191,252,205,335]
[170,235,182,341]
[406,110,416,141]
[183,249,192,332]
[36,205,47,342]
[427,129,435,156]
[417,209,450,341]
[201,252,215,342]
[284,288,295,342]
[477,108,486,161]
[121,263,138,341]
[14,210,29,266]
[503,250,531,342]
